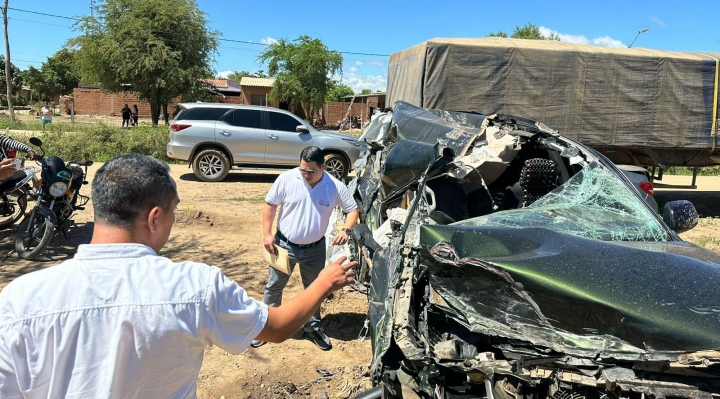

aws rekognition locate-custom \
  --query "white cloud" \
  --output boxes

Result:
[355,60,363,66]
[340,68,387,93]
[539,26,625,48]
[353,59,385,67]
[260,37,278,45]
[216,70,233,78]
[650,17,666,28]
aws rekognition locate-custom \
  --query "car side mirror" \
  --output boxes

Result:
[662,200,698,234]
[296,125,310,134]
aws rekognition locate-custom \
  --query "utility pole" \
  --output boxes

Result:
[2,0,15,122]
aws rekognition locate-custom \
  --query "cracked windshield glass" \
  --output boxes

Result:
[454,164,670,242]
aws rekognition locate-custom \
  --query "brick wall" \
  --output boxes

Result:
[325,101,372,127]
[72,88,182,117]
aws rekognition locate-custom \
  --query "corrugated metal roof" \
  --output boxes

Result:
[240,77,275,87]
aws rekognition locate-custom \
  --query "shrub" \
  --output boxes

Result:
[2,121,172,163]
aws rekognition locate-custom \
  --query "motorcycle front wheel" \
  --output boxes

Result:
[0,193,28,229]
[15,213,55,260]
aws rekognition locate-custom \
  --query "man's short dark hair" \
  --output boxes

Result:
[300,146,325,166]
[92,154,176,228]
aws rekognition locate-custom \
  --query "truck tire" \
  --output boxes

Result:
[192,148,230,182]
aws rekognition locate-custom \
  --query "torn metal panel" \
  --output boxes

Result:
[420,228,720,358]
[380,140,438,200]
[393,102,483,155]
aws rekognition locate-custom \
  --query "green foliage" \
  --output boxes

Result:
[664,166,720,176]
[0,55,22,97]
[1,119,171,162]
[325,81,353,102]
[258,35,342,120]
[70,0,219,125]
[511,23,546,39]
[360,88,372,95]
[19,49,80,100]
[223,70,269,82]
[487,30,508,38]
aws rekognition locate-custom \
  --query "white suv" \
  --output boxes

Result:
[166,103,366,182]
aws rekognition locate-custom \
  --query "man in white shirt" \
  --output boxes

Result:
[254,146,359,351]
[0,154,356,398]
[40,101,53,132]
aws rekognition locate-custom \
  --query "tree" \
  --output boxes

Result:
[258,35,342,121]
[511,23,545,40]
[360,88,372,95]
[20,49,81,101]
[0,55,21,100]
[488,23,561,41]
[487,30,508,38]
[325,81,353,102]
[71,0,219,125]
[2,0,14,120]
[224,70,269,82]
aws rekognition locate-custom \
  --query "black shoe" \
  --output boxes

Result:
[250,339,266,348]
[303,328,332,351]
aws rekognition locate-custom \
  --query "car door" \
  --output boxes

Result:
[215,108,266,164]
[263,110,313,165]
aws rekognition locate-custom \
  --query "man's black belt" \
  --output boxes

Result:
[276,230,324,249]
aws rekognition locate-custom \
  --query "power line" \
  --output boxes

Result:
[7,6,391,57]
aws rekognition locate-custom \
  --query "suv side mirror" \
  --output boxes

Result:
[296,125,310,134]
[662,200,698,234]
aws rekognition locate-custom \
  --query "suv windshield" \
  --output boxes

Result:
[453,163,670,242]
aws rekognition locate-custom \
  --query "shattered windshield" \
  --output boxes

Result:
[454,164,670,242]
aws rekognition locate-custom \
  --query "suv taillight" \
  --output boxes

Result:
[639,181,654,196]
[171,124,191,132]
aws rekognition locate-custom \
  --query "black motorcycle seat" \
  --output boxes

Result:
[0,170,29,193]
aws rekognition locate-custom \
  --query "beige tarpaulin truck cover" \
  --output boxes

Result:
[387,38,720,155]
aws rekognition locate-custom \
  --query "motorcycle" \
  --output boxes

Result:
[0,150,36,229]
[15,137,93,260]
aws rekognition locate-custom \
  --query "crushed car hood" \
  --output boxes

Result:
[423,223,720,360]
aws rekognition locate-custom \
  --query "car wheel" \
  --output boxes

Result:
[192,149,230,182]
[325,153,349,180]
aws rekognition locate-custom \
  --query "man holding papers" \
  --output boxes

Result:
[254,146,359,351]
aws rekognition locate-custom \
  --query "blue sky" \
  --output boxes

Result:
[6,0,720,93]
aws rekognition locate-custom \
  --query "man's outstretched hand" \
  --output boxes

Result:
[316,256,357,293]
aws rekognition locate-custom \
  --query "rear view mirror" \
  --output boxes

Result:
[662,200,698,234]
[84,161,94,167]
[29,137,42,147]
[296,125,310,134]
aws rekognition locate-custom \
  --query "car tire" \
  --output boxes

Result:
[325,153,349,180]
[192,148,230,182]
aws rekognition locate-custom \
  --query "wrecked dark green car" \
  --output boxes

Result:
[347,102,720,399]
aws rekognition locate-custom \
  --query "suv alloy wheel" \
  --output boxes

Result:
[192,148,230,182]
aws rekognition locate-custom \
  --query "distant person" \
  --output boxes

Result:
[121,104,132,128]
[0,154,357,398]
[40,102,53,132]
[132,104,139,126]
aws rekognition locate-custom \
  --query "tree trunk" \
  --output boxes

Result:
[162,102,169,125]
[340,96,355,131]
[150,99,159,125]
[2,0,15,122]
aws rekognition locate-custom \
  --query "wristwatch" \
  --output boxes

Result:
[341,227,352,236]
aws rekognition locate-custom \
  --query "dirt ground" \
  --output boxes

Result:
[0,166,718,398]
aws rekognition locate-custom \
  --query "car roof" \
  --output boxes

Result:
[179,102,279,112]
